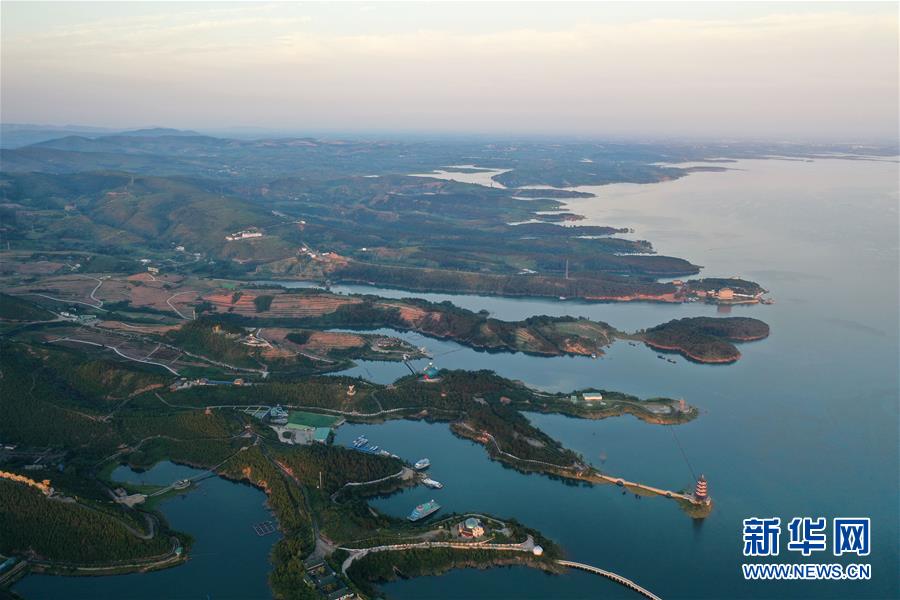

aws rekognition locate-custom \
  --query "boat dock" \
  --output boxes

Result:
[347,437,397,458]
[463,422,707,508]
[253,521,277,536]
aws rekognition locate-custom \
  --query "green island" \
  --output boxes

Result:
[640,316,771,363]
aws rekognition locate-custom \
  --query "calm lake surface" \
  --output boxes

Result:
[14,462,280,599]
[16,157,898,599]
[279,158,900,599]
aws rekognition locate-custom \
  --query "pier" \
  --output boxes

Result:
[584,472,697,503]
[458,422,708,508]
[556,560,661,600]
[0,558,28,587]
[402,356,418,375]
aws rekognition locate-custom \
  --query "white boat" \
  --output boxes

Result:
[422,478,443,489]
[414,458,431,470]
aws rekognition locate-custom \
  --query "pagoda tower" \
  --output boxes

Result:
[694,474,710,504]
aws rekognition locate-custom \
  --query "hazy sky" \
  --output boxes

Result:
[2,2,898,140]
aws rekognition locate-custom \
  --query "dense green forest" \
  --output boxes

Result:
[164,318,260,368]
[457,403,581,467]
[56,357,167,402]
[272,444,403,494]
[0,481,171,564]
[642,317,770,363]
[0,293,55,321]
[0,343,125,454]
[253,295,275,312]
[346,538,561,598]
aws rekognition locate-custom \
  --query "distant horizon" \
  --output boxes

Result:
[2,121,898,147]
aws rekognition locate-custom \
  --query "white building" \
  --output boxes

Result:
[225,230,263,241]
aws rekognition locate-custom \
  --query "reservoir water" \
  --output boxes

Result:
[14,462,280,599]
[279,157,900,599]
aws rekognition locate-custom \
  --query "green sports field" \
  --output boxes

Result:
[287,411,340,428]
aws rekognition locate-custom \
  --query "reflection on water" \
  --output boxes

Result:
[15,462,279,600]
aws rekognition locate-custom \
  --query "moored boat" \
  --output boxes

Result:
[407,499,441,521]
[422,478,443,489]
[414,458,431,470]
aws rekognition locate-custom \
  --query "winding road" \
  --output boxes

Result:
[48,337,181,375]
[165,291,195,320]
[338,534,536,574]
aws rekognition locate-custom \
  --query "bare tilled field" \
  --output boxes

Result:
[251,327,295,345]
[96,321,180,335]
[11,261,69,275]
[7,275,107,306]
[36,326,208,374]
[5,272,211,317]
[203,289,359,318]
[122,280,203,314]
[256,328,367,361]
[303,330,367,352]
[0,252,70,276]
[385,302,430,323]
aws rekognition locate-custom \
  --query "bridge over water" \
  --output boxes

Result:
[336,538,662,600]
[556,560,662,600]
[147,446,250,497]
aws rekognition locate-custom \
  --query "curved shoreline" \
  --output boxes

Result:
[640,316,770,363]
[261,274,690,304]
[642,340,741,364]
